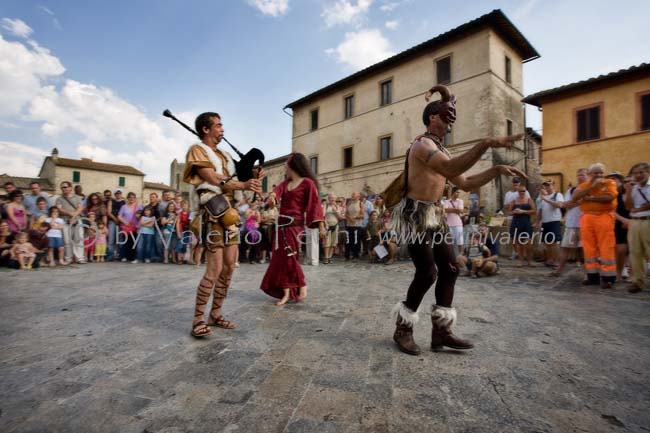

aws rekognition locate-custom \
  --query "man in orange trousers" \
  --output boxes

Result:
[571,163,618,288]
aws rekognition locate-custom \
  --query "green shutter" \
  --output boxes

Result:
[119,177,125,187]
[72,171,80,183]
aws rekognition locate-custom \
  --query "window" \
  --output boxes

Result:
[343,147,353,168]
[344,95,354,119]
[380,80,392,106]
[380,136,391,160]
[119,176,126,187]
[576,105,601,142]
[505,56,512,84]
[72,171,80,183]
[309,156,318,174]
[262,176,268,193]
[641,93,650,131]
[310,109,319,131]
[436,56,451,85]
[506,119,513,136]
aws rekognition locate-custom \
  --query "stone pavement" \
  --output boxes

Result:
[1,259,649,433]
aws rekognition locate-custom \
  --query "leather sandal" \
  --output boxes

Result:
[208,315,236,329]
[191,321,212,338]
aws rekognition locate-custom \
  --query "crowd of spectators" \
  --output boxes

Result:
[2,162,649,294]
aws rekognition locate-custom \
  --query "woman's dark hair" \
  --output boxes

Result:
[143,205,153,214]
[8,190,23,201]
[48,207,59,216]
[287,153,319,191]
[166,202,176,214]
[127,192,136,198]
[87,192,101,204]
[195,112,221,139]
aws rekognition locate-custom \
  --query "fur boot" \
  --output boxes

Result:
[392,302,421,355]
[430,305,474,351]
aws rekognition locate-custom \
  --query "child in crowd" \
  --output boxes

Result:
[379,216,398,265]
[9,231,38,270]
[175,201,190,264]
[84,211,97,262]
[94,221,108,263]
[135,206,156,263]
[161,202,177,264]
[31,197,49,229]
[44,207,67,266]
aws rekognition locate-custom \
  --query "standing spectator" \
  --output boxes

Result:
[374,196,386,218]
[161,202,178,264]
[504,177,528,261]
[6,190,28,233]
[44,207,66,266]
[3,181,16,194]
[550,168,588,276]
[242,204,261,264]
[508,185,535,267]
[174,193,183,213]
[176,200,191,264]
[345,192,364,261]
[23,181,51,222]
[94,221,108,263]
[360,192,374,256]
[74,185,86,207]
[537,180,564,267]
[607,172,631,282]
[135,206,156,263]
[56,182,85,264]
[443,186,464,256]
[29,222,50,266]
[117,192,142,262]
[158,190,172,216]
[625,162,650,293]
[107,189,125,261]
[336,197,347,258]
[31,197,49,229]
[0,195,8,220]
[259,193,278,264]
[148,192,163,262]
[322,193,340,264]
[85,193,108,225]
[571,163,618,288]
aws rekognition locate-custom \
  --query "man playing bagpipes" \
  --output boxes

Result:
[384,85,525,355]
[183,112,264,338]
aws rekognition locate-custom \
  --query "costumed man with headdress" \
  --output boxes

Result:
[385,85,526,355]
[183,112,264,338]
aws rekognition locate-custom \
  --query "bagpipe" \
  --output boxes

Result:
[162,109,265,182]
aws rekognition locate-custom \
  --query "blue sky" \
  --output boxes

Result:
[0,0,648,184]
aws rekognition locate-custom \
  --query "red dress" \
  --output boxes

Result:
[260,178,323,300]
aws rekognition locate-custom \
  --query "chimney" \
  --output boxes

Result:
[51,148,59,160]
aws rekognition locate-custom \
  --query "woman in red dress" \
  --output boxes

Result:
[260,153,325,305]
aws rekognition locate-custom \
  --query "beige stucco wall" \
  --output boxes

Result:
[263,160,287,193]
[54,166,144,197]
[540,77,650,192]
[142,186,167,205]
[290,28,531,212]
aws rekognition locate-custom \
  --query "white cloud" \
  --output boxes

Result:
[380,2,398,12]
[1,18,34,38]
[0,25,189,183]
[513,0,540,21]
[385,20,399,30]
[246,0,289,17]
[322,0,373,27]
[37,5,63,30]
[0,141,49,177]
[326,28,394,70]
[0,33,65,117]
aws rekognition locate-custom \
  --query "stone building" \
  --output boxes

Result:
[170,158,191,201]
[284,9,540,212]
[38,148,145,197]
[262,154,289,194]
[523,63,650,191]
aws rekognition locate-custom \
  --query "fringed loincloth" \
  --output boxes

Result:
[391,197,447,242]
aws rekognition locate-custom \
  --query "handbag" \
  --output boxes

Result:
[203,194,231,221]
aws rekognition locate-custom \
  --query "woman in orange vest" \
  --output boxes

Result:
[571,163,618,288]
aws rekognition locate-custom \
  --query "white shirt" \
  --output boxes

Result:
[631,179,650,217]
[504,189,530,207]
[44,217,64,238]
[539,191,564,223]
[564,187,582,228]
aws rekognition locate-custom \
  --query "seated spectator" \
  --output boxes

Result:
[29,222,50,265]
[379,215,398,265]
[0,220,14,267]
[456,232,499,278]
[367,210,381,263]
[478,223,499,256]
[7,231,38,270]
